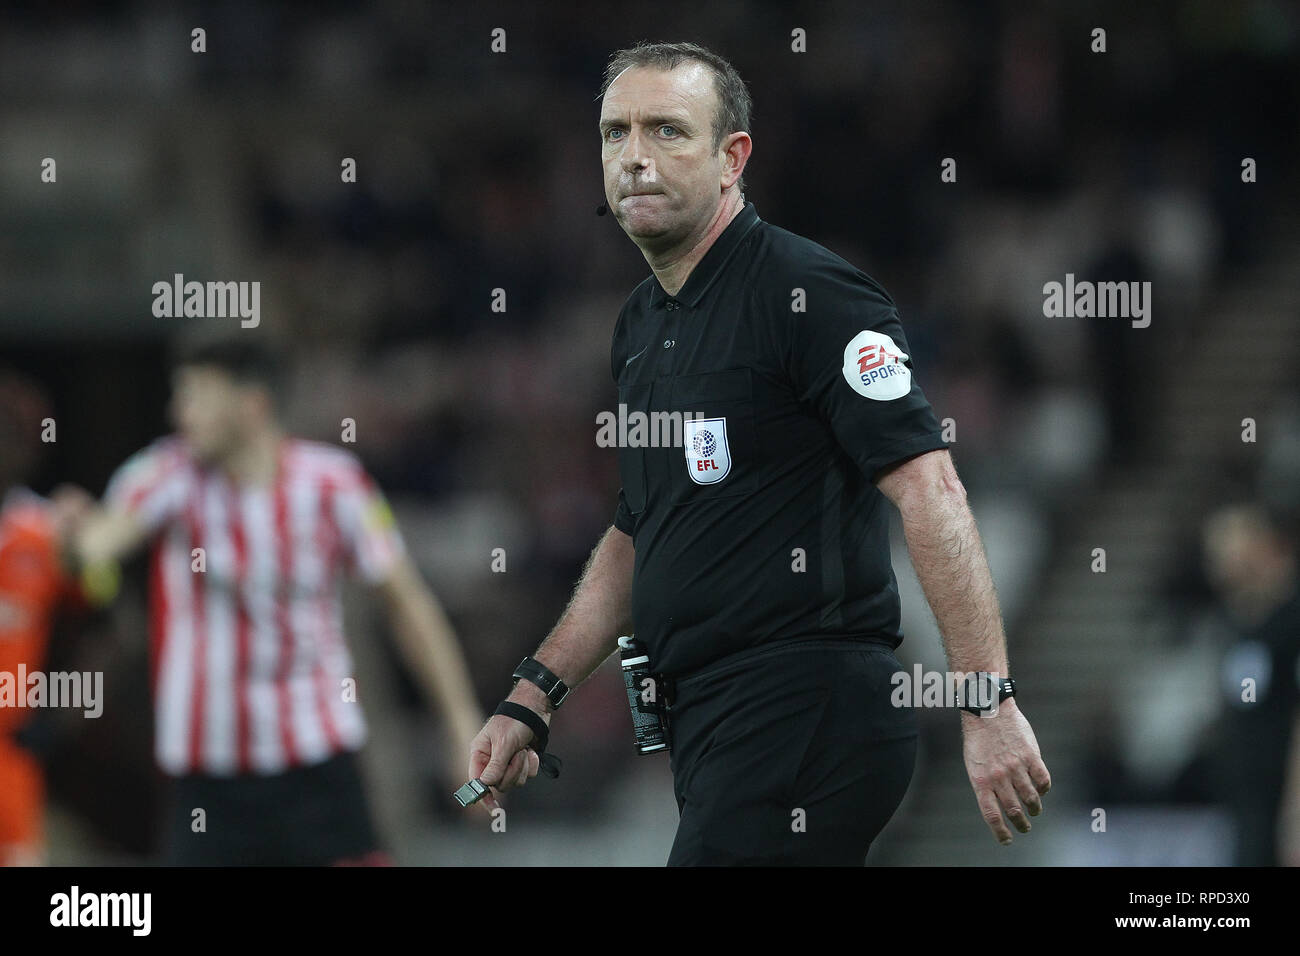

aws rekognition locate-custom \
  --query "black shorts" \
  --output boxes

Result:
[161,750,386,866]
[665,638,917,866]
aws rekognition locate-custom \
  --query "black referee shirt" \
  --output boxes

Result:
[611,200,949,679]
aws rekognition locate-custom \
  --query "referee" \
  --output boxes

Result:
[469,41,1051,865]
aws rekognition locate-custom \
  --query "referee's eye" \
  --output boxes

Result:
[658,124,679,137]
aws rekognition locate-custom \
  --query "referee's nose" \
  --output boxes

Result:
[618,130,656,184]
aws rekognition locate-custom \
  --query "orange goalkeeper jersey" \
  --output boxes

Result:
[0,488,71,736]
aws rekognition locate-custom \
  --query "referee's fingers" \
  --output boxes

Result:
[977,788,1014,845]
[1028,757,1052,796]
[478,736,518,789]
[516,749,538,788]
[1012,768,1044,817]
[512,749,530,790]
[468,731,493,783]
[506,755,520,790]
[498,748,528,792]
[995,779,1031,834]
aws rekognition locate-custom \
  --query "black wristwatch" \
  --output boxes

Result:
[960,674,1016,715]
[512,656,571,710]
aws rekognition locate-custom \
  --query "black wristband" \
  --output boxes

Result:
[493,701,562,778]
[494,700,549,753]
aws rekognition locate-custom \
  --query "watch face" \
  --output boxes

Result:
[959,673,997,711]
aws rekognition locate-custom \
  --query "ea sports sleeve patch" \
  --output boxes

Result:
[842,329,912,401]
[782,258,948,480]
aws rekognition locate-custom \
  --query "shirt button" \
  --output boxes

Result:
[667,300,679,311]
[663,339,674,349]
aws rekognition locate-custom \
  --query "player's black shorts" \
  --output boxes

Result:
[161,750,386,866]
[665,637,917,866]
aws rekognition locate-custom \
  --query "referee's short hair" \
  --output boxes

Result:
[600,40,752,192]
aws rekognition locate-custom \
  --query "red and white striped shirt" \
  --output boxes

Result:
[105,436,405,777]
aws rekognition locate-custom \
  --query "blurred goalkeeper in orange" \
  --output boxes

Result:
[0,371,108,866]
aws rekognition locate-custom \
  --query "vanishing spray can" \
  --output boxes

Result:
[618,635,669,754]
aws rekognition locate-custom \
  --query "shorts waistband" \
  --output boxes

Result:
[667,633,897,696]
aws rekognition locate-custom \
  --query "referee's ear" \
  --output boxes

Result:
[718,129,752,191]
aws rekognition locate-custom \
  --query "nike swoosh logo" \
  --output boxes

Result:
[624,345,649,366]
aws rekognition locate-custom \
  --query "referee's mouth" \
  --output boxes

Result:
[620,189,665,200]
[618,192,667,216]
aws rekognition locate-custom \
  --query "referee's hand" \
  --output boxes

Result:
[960,699,1052,846]
[467,692,547,812]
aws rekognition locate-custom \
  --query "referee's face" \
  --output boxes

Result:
[600,63,731,252]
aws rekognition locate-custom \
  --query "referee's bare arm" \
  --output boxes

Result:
[875,447,1052,846]
[467,525,633,808]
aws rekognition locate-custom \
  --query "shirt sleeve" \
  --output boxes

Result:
[613,488,635,534]
[333,462,407,585]
[103,440,191,538]
[780,259,949,481]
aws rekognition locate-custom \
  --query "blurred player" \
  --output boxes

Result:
[1203,502,1300,865]
[0,372,101,866]
[59,337,483,865]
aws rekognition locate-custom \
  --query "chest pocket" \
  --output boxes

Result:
[668,368,759,505]
[617,381,652,515]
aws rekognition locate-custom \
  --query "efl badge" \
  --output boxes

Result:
[842,329,911,400]
[683,417,731,485]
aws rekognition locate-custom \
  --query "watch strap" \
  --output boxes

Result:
[960,674,1016,714]
[512,656,571,709]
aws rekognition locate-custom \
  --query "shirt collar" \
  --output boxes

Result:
[648,200,761,309]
